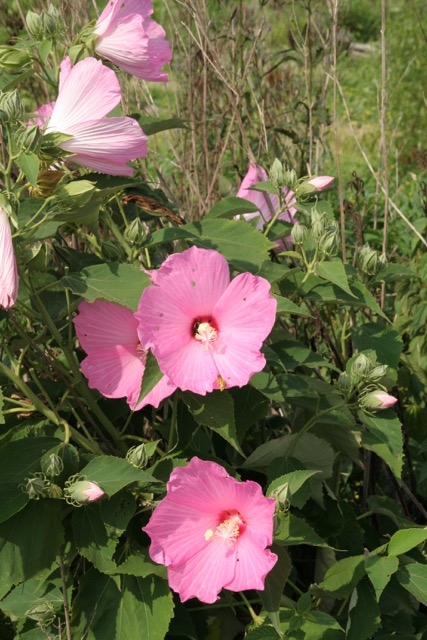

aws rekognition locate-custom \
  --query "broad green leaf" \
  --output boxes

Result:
[0,436,62,485]
[109,553,166,579]
[136,352,164,405]
[365,554,399,601]
[79,456,155,497]
[144,226,197,247]
[271,339,337,371]
[244,625,281,640]
[316,260,356,298]
[230,386,268,440]
[351,322,403,369]
[117,575,174,640]
[257,260,293,284]
[71,570,121,640]
[204,196,260,219]
[396,563,427,606]
[388,528,427,556]
[0,484,28,524]
[0,578,62,619]
[0,500,63,593]
[346,582,381,640]
[259,545,292,635]
[183,218,274,271]
[275,513,328,547]
[61,263,150,310]
[359,410,403,478]
[72,504,117,573]
[16,153,39,187]
[273,295,311,316]
[267,470,321,509]
[313,555,365,598]
[250,370,286,402]
[180,390,242,455]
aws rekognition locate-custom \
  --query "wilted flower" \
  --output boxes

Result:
[74,299,176,410]
[0,207,19,310]
[135,246,277,395]
[143,457,277,603]
[94,0,172,81]
[35,56,147,175]
[359,390,398,410]
[63,475,104,506]
[236,164,297,249]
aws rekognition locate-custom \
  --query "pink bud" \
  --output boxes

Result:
[0,207,19,310]
[360,391,398,410]
[375,392,398,409]
[307,176,334,191]
[82,481,105,502]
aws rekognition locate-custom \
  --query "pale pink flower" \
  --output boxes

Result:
[143,457,277,603]
[307,175,334,191]
[0,207,19,309]
[38,56,147,175]
[82,481,105,502]
[135,246,277,395]
[73,299,176,410]
[236,163,297,250]
[94,0,172,81]
[360,390,398,410]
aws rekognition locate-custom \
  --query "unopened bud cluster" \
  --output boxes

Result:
[26,6,64,41]
[337,351,397,411]
[357,243,387,276]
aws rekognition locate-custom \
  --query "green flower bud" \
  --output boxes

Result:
[0,90,22,122]
[26,11,42,39]
[359,390,397,410]
[310,209,326,240]
[369,363,388,383]
[0,45,31,71]
[126,444,148,469]
[336,371,352,392]
[18,124,43,154]
[20,473,51,500]
[350,353,372,379]
[290,223,308,245]
[319,229,339,256]
[124,217,147,245]
[40,452,64,478]
[40,5,62,38]
[269,158,286,189]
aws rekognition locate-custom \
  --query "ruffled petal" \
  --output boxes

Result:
[0,208,19,309]
[225,536,277,592]
[74,300,140,352]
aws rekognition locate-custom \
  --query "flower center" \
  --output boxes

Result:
[193,317,218,348]
[204,509,246,545]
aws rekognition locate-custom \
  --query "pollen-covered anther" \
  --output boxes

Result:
[212,509,247,545]
[195,321,218,348]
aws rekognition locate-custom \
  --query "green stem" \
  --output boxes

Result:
[239,591,263,626]
[286,401,347,459]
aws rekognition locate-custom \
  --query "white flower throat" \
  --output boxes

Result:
[193,319,218,348]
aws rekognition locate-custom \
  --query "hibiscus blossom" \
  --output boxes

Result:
[94,0,172,81]
[143,457,277,603]
[0,207,19,309]
[73,299,176,410]
[135,246,277,395]
[37,56,147,175]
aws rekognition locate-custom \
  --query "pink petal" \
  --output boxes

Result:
[80,345,145,408]
[225,535,277,592]
[0,208,19,309]
[74,300,140,351]
[59,117,147,176]
[47,57,121,133]
[134,373,177,410]
[236,163,278,226]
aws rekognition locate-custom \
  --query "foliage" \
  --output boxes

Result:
[1,1,427,640]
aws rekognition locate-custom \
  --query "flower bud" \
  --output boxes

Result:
[47,483,63,499]
[40,6,62,38]
[269,158,286,189]
[0,45,31,71]
[350,353,372,379]
[64,475,104,506]
[40,452,64,478]
[310,209,327,240]
[369,364,388,383]
[18,124,43,154]
[124,217,147,245]
[359,390,397,410]
[290,223,308,245]
[307,176,334,191]
[319,229,339,256]
[126,444,148,469]
[25,602,56,625]
[26,11,42,39]
[20,473,50,500]
[0,90,22,122]
[336,371,352,392]
[357,243,386,276]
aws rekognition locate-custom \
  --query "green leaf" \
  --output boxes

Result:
[250,370,286,402]
[365,554,399,601]
[273,295,311,316]
[271,339,338,371]
[110,553,166,579]
[136,352,164,405]
[0,436,62,485]
[0,578,63,619]
[275,513,328,547]
[313,555,366,598]
[267,470,321,509]
[79,456,155,497]
[137,115,187,136]
[396,563,427,606]
[351,322,403,369]
[316,260,356,297]
[359,410,403,478]
[180,390,242,455]
[144,226,197,248]
[259,545,292,634]
[16,153,39,187]
[0,484,28,524]
[230,385,268,440]
[183,218,274,271]
[0,500,63,593]
[61,263,150,310]
[72,504,117,572]
[388,528,427,556]
[346,582,381,640]
[204,196,260,219]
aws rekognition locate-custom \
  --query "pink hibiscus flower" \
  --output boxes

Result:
[94,0,172,81]
[73,299,176,410]
[143,457,277,603]
[0,207,19,310]
[236,163,297,250]
[38,56,147,175]
[135,246,277,395]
